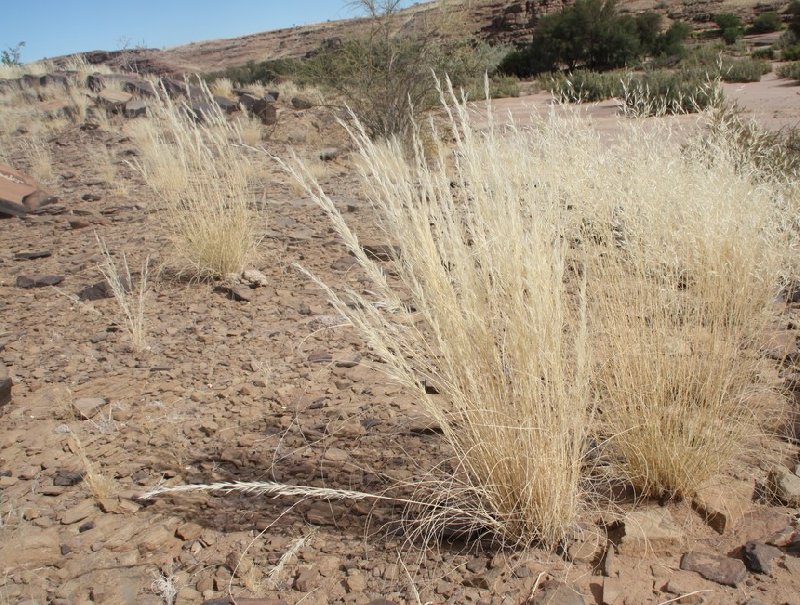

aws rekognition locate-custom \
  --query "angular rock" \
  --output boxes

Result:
[528,580,585,605]
[0,163,58,218]
[0,366,11,407]
[214,95,239,114]
[743,541,782,575]
[616,508,685,554]
[124,99,148,118]
[291,96,314,110]
[767,466,800,507]
[241,268,268,288]
[680,551,747,587]
[59,499,96,525]
[52,470,83,487]
[319,147,341,161]
[564,523,604,563]
[691,479,752,533]
[72,397,106,420]
[214,284,252,302]
[16,275,64,289]
[97,90,133,113]
[252,98,277,125]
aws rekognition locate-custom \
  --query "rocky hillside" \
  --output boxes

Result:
[63,0,792,75]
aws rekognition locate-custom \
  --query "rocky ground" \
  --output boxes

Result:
[1,73,800,605]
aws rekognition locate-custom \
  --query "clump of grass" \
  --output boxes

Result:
[717,58,771,82]
[69,431,116,501]
[545,70,625,103]
[283,79,596,546]
[129,78,266,278]
[209,76,234,98]
[586,117,788,499]
[22,135,55,184]
[622,71,723,116]
[777,62,800,81]
[97,235,149,352]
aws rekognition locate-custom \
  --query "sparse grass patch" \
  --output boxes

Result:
[22,135,55,183]
[777,62,800,81]
[129,79,266,278]
[97,235,149,352]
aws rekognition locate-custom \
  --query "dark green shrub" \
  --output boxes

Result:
[783,44,800,60]
[498,0,643,76]
[205,58,301,86]
[750,12,782,34]
[751,47,775,60]
[715,13,744,44]
[790,0,800,38]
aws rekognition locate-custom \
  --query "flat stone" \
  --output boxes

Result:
[691,479,752,533]
[137,523,179,553]
[617,508,685,554]
[565,523,604,563]
[743,541,782,575]
[16,275,64,288]
[72,397,105,420]
[14,250,51,260]
[214,284,251,302]
[680,551,747,587]
[53,470,83,486]
[528,580,585,605]
[176,522,203,541]
[601,577,623,605]
[767,466,800,507]
[241,268,268,287]
[124,99,148,118]
[59,499,96,525]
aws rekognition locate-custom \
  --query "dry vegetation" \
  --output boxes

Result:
[128,79,268,278]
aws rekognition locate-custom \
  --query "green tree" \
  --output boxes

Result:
[714,13,744,44]
[750,12,782,34]
[499,0,643,75]
[789,0,800,38]
[1,41,25,66]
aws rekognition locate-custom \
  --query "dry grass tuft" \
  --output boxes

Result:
[97,235,150,352]
[128,78,267,278]
[282,80,596,546]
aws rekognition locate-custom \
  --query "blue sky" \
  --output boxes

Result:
[2,1,419,62]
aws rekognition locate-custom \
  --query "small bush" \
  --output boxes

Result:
[715,13,744,44]
[750,12,782,34]
[545,70,625,102]
[783,44,800,61]
[623,70,723,116]
[129,79,266,278]
[751,47,775,60]
[777,61,800,80]
[719,58,772,82]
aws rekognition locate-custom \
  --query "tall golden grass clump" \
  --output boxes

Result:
[284,83,596,546]
[283,81,789,542]
[585,119,789,500]
[129,78,266,278]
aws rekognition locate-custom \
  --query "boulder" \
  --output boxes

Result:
[767,466,800,507]
[0,163,58,218]
[691,479,753,533]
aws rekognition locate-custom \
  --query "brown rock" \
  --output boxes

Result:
[565,523,604,563]
[0,163,57,218]
[528,580,585,604]
[59,499,96,525]
[295,567,320,591]
[680,551,747,587]
[617,508,685,554]
[72,397,106,420]
[291,96,313,110]
[767,466,800,506]
[124,99,148,118]
[176,522,203,541]
[743,541,782,575]
[16,275,65,288]
[97,90,133,113]
[691,479,752,533]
